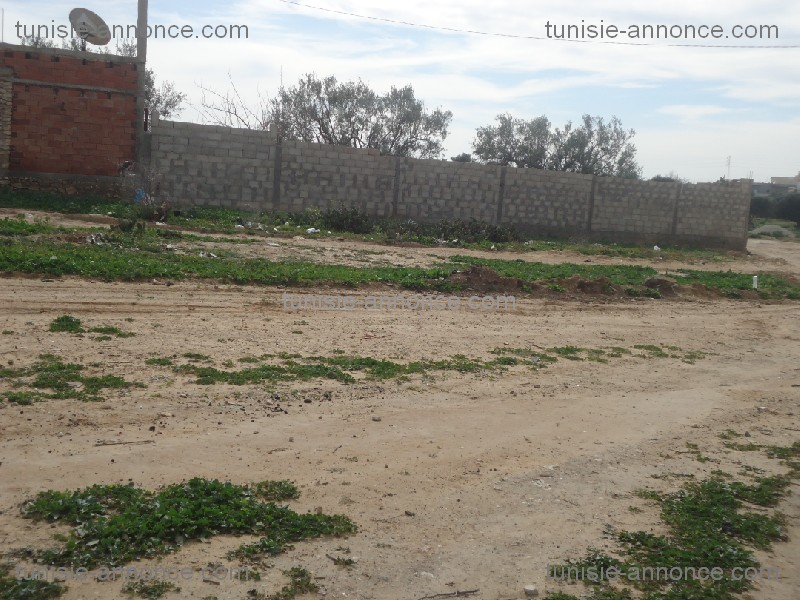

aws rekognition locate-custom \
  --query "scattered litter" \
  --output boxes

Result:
[235,224,244,229]
[653,245,661,251]
[198,251,218,258]
[155,222,166,226]
[86,233,106,245]
[268,242,281,247]
[306,228,321,234]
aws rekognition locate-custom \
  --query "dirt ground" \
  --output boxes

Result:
[1,215,799,600]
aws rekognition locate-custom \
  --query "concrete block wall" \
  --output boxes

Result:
[593,179,679,236]
[502,168,592,235]
[1,43,138,177]
[280,141,395,216]
[676,180,752,246]
[395,158,500,224]
[150,116,278,212]
[149,117,751,249]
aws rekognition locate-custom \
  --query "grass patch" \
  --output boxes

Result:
[724,441,762,452]
[153,345,708,387]
[548,346,586,361]
[3,390,44,405]
[182,353,211,362]
[121,580,180,599]
[0,216,58,237]
[3,234,794,298]
[88,325,135,338]
[173,353,506,386]
[1,354,142,402]
[0,563,65,599]
[49,315,134,338]
[451,255,656,286]
[21,478,356,569]
[49,315,84,334]
[252,480,300,502]
[145,357,174,366]
[248,567,319,600]
[547,443,798,600]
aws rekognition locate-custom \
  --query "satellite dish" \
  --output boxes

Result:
[69,8,111,46]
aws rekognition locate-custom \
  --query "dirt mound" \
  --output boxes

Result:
[645,276,678,296]
[447,265,525,293]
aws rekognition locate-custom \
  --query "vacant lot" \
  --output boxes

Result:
[1,211,798,600]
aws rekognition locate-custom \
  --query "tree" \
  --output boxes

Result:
[473,113,551,169]
[472,113,642,178]
[450,153,473,162]
[115,40,186,118]
[200,73,453,159]
[20,36,185,118]
[776,192,800,227]
[650,171,690,184]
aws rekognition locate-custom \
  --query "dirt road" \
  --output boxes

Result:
[0,228,798,599]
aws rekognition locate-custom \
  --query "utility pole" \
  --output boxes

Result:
[135,0,149,171]
[726,156,731,179]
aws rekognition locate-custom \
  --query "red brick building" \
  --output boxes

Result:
[0,43,139,178]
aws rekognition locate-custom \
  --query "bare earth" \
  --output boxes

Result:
[1,217,799,600]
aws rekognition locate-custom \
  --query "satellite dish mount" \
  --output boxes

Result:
[69,8,111,51]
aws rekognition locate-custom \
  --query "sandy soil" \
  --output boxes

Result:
[0,217,798,600]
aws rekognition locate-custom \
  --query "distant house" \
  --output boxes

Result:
[770,173,799,192]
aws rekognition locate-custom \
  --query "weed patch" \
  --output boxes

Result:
[145,357,174,366]
[121,579,180,599]
[48,315,134,338]
[0,563,65,599]
[21,479,356,569]
[547,443,798,599]
[1,354,142,402]
[248,566,319,600]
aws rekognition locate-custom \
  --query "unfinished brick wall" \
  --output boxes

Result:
[0,67,11,176]
[1,43,138,177]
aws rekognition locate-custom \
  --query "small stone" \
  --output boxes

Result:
[372,416,382,422]
[744,431,751,437]
[524,584,539,597]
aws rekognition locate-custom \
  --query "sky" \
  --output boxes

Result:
[2,0,799,182]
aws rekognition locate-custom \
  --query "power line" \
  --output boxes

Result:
[276,0,799,48]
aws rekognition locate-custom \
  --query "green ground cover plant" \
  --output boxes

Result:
[3,237,794,298]
[1,354,142,403]
[546,442,800,599]
[20,478,355,569]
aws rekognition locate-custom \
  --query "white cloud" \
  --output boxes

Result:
[3,0,800,180]
[656,104,733,120]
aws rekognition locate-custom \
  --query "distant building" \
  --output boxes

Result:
[770,173,799,192]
